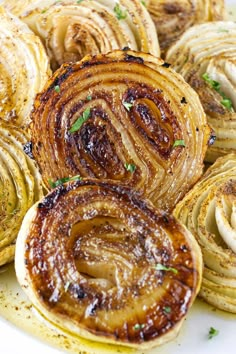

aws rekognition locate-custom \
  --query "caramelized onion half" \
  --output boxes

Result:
[0,122,43,266]
[145,0,225,54]
[0,6,51,127]
[31,49,210,211]
[3,0,160,70]
[166,21,236,162]
[174,154,236,313]
[15,179,202,349]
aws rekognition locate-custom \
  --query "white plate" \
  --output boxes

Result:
[1,2,236,354]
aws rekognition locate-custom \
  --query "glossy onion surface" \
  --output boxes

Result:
[166,21,236,162]
[31,49,210,211]
[15,179,202,349]
[174,154,236,313]
[2,0,160,70]
[0,122,43,266]
[145,0,225,54]
[0,6,51,127]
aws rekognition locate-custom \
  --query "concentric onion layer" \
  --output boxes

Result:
[0,6,51,127]
[174,154,236,313]
[166,21,236,162]
[145,0,225,54]
[15,179,202,349]
[31,49,210,211]
[6,0,160,70]
[0,122,43,266]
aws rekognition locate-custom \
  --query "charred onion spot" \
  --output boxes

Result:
[23,141,33,159]
[162,62,171,68]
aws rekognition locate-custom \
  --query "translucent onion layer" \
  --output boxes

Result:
[0,122,43,266]
[15,179,202,349]
[145,0,225,54]
[31,49,210,211]
[0,6,51,127]
[166,21,236,162]
[174,154,236,313]
[2,0,160,70]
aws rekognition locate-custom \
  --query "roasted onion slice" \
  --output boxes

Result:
[166,21,236,162]
[31,49,210,211]
[4,0,160,70]
[15,179,202,349]
[0,6,51,127]
[145,0,225,54]
[174,154,236,313]
[0,122,43,266]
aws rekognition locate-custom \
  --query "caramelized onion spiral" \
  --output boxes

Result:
[3,0,160,70]
[16,179,202,349]
[145,0,225,54]
[0,6,51,127]
[0,122,43,266]
[174,154,236,313]
[166,21,236,162]
[31,50,210,211]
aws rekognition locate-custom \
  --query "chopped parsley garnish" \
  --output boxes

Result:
[124,163,136,173]
[123,101,133,111]
[163,306,171,314]
[208,327,219,339]
[77,0,84,3]
[173,140,185,148]
[41,8,48,13]
[202,73,233,111]
[155,263,178,274]
[202,73,221,91]
[54,85,60,93]
[64,281,71,292]
[133,323,145,330]
[49,175,82,188]
[114,4,127,20]
[217,28,229,33]
[140,0,146,6]
[86,95,92,101]
[69,108,91,133]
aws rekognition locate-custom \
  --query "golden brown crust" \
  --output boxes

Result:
[31,49,210,211]
[0,121,44,266]
[15,179,202,349]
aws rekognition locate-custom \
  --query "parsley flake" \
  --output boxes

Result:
[221,98,233,110]
[173,140,185,148]
[208,327,219,339]
[69,108,91,133]
[54,85,60,93]
[155,263,178,274]
[163,306,171,314]
[64,281,71,292]
[86,95,92,101]
[123,101,133,111]
[114,4,127,20]
[133,323,145,330]
[49,175,82,188]
[140,0,146,6]
[124,163,136,173]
